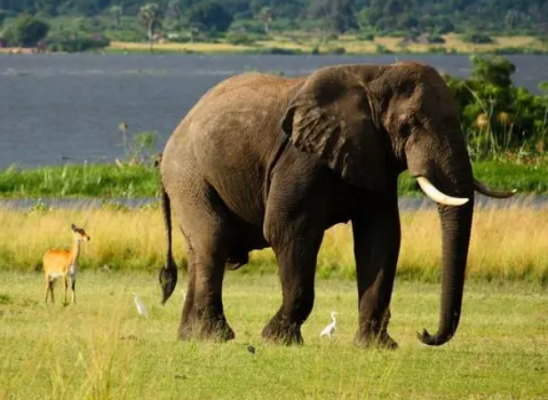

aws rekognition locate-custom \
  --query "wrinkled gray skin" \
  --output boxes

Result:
[159,63,507,347]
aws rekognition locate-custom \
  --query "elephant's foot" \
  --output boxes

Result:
[261,317,303,345]
[354,330,398,350]
[178,312,235,342]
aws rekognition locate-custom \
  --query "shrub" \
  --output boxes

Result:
[462,32,494,44]
[443,55,548,157]
[188,2,233,33]
[3,14,49,47]
[326,46,346,55]
[48,35,111,53]
[103,30,146,42]
[428,33,445,44]
[375,44,391,54]
[0,10,7,28]
[360,32,375,41]
[492,47,547,55]
[225,31,264,46]
[256,47,300,55]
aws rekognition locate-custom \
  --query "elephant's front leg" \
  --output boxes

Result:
[262,234,323,345]
[353,189,400,349]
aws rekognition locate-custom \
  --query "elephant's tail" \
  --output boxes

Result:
[159,176,178,305]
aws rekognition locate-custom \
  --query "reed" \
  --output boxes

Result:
[1,205,546,283]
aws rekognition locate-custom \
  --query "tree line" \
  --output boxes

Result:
[1,0,548,35]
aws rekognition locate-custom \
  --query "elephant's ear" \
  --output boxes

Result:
[282,67,386,191]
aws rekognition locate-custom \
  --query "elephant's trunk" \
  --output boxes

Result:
[419,198,474,346]
[416,133,475,346]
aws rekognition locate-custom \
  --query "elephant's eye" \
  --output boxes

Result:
[401,123,412,138]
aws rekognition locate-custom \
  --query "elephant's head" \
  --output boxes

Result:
[282,63,515,346]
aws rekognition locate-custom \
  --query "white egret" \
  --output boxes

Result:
[133,292,149,318]
[320,311,337,338]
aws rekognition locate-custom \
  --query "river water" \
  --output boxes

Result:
[1,54,548,169]
[1,195,546,211]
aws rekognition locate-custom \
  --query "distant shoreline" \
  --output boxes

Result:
[2,34,547,55]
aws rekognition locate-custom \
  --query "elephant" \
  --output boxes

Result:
[158,62,515,348]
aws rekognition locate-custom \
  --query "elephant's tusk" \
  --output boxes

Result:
[473,179,517,199]
[416,177,469,207]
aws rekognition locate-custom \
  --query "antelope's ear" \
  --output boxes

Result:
[282,66,386,192]
[71,223,77,231]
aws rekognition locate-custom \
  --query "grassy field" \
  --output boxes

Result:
[0,164,158,199]
[107,33,548,55]
[0,205,547,283]
[1,160,547,198]
[0,272,547,400]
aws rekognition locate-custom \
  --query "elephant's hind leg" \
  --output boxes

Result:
[180,240,234,341]
[172,183,235,342]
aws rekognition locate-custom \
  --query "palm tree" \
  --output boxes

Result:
[138,3,164,53]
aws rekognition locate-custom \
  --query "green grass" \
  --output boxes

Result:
[1,160,547,198]
[400,159,548,196]
[0,272,547,399]
[0,164,158,198]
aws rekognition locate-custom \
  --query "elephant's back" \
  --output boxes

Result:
[180,71,301,166]
[162,72,302,226]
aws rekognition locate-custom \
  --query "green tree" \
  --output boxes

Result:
[188,2,233,33]
[109,5,123,28]
[470,55,516,88]
[310,0,357,34]
[138,3,163,52]
[4,14,49,47]
[35,0,60,16]
[0,10,7,28]
[258,6,272,33]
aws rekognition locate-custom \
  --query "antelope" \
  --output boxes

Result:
[43,224,90,304]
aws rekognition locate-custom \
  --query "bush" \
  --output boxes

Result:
[462,32,494,44]
[326,46,346,55]
[492,47,547,55]
[48,35,110,53]
[225,31,265,46]
[375,44,391,54]
[256,47,300,55]
[229,19,265,34]
[428,33,445,44]
[103,30,147,42]
[0,10,7,28]
[360,32,375,41]
[443,56,548,157]
[3,14,49,47]
[188,2,233,33]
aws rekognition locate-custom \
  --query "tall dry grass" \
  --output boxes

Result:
[0,205,546,282]
[108,34,548,55]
